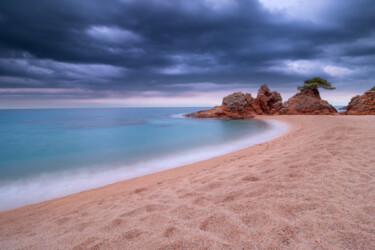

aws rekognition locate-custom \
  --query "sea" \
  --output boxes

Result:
[0,107,287,210]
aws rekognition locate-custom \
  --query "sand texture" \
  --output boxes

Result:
[1,116,375,249]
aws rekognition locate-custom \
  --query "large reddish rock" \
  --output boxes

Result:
[254,84,283,115]
[342,90,375,115]
[279,88,337,115]
[185,84,283,119]
[185,92,257,119]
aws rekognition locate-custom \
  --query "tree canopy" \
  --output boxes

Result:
[297,77,336,91]
[370,86,375,91]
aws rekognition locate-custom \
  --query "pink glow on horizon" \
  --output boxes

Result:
[0,87,364,109]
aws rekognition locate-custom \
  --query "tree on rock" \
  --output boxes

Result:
[370,86,375,91]
[297,77,336,91]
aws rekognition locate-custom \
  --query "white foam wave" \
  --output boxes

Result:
[0,119,288,211]
[169,113,186,119]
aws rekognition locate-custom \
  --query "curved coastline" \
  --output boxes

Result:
[0,117,288,211]
[3,116,375,249]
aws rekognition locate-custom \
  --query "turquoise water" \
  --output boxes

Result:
[0,108,286,210]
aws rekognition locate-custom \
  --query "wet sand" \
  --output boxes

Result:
[0,115,375,249]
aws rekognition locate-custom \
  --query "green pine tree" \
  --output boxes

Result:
[297,77,336,91]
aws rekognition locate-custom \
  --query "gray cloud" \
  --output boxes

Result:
[0,0,374,105]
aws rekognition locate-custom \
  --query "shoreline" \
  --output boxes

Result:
[1,115,374,249]
[0,118,288,211]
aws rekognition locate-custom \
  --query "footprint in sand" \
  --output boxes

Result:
[242,176,260,182]
[134,187,148,194]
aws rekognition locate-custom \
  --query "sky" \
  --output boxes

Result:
[0,0,374,108]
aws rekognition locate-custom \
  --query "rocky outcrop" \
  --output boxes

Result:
[255,84,283,115]
[279,88,337,115]
[185,84,340,118]
[185,84,283,119]
[341,90,375,115]
[184,92,256,119]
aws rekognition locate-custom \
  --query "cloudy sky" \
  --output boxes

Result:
[0,0,374,108]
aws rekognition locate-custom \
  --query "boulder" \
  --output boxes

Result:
[255,84,283,115]
[342,90,375,115]
[279,88,337,115]
[185,92,257,119]
[222,92,252,112]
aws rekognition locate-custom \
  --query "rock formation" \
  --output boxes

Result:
[341,89,375,115]
[255,84,283,115]
[279,88,337,115]
[185,84,283,119]
[185,84,340,118]
[184,92,255,119]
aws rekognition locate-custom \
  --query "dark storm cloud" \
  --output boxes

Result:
[0,0,375,102]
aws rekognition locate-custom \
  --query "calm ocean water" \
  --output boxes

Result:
[0,108,287,210]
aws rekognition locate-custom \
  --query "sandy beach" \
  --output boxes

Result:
[0,115,375,249]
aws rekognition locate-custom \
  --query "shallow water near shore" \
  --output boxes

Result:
[0,108,287,210]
